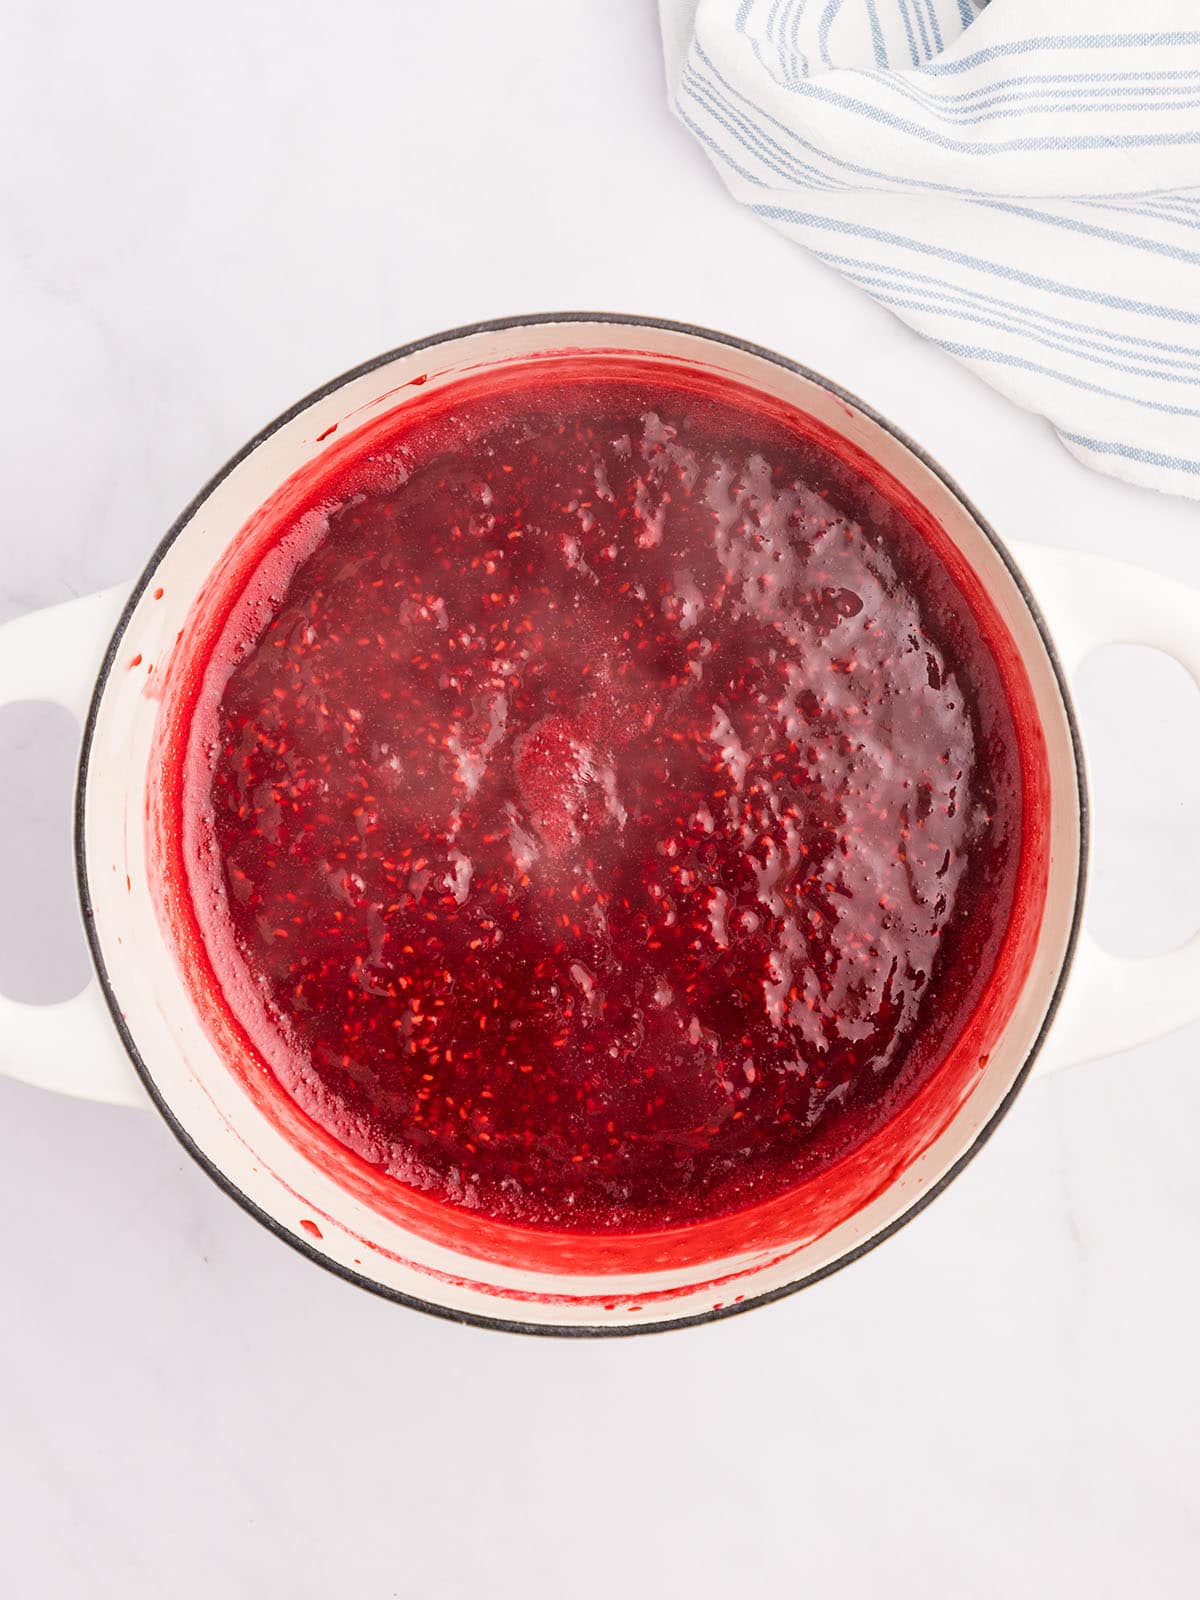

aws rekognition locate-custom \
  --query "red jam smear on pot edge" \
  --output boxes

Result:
[172,364,1024,1233]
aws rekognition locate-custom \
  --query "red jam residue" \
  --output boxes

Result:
[176,366,1022,1232]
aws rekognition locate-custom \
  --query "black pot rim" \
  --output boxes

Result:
[74,311,1090,1338]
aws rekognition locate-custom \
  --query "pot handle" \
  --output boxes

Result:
[0,587,147,1106]
[1010,542,1200,1074]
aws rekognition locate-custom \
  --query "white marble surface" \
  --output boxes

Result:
[2,3,1199,1594]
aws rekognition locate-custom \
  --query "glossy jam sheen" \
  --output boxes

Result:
[179,369,1022,1233]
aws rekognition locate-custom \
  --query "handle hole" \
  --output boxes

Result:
[0,702,92,1004]
[1074,644,1200,958]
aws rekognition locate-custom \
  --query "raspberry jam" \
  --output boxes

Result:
[175,361,1023,1233]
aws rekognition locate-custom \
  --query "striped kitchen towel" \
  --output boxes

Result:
[661,0,1200,500]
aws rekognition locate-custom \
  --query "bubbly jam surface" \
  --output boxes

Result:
[180,365,1023,1231]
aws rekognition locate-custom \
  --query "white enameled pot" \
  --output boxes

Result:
[2,315,1198,1335]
